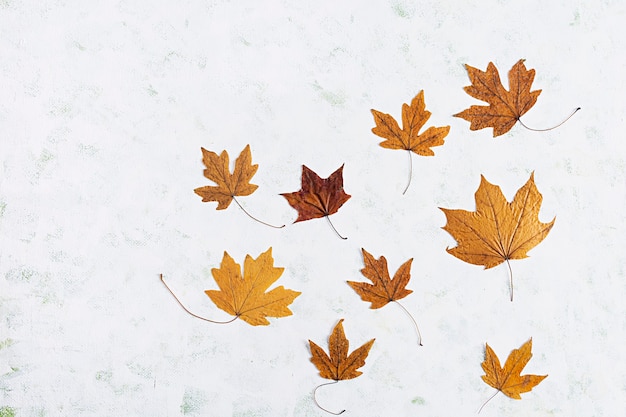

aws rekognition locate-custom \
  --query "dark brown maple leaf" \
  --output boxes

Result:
[281,165,351,239]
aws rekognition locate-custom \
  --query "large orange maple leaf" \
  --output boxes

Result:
[440,173,555,300]
[454,59,541,137]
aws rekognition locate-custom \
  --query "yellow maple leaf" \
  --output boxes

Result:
[479,338,547,412]
[370,90,450,193]
[194,144,258,210]
[205,248,300,326]
[440,173,555,300]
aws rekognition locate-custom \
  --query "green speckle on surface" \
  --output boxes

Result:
[147,86,158,96]
[233,407,270,417]
[95,369,113,382]
[392,2,413,18]
[39,149,54,163]
[78,143,98,156]
[0,202,6,218]
[127,362,152,379]
[181,387,206,415]
[320,90,345,106]
[411,396,425,405]
[0,406,16,417]
[0,339,14,350]
[311,81,346,106]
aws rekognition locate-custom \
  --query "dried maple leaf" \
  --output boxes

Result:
[347,248,413,309]
[205,247,300,326]
[440,173,555,300]
[194,144,258,209]
[347,249,422,345]
[454,59,542,137]
[281,164,351,239]
[194,144,283,227]
[479,338,547,412]
[309,319,375,381]
[371,90,450,193]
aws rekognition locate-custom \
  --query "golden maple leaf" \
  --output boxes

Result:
[194,144,258,210]
[309,319,375,381]
[371,90,450,155]
[205,248,300,326]
[454,59,541,137]
[371,91,450,193]
[479,338,547,411]
[347,248,413,309]
[440,173,555,300]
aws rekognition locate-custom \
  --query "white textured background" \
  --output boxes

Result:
[1,1,625,416]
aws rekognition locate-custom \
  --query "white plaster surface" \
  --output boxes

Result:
[0,1,625,416]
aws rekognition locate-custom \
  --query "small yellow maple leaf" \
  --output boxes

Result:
[205,248,300,326]
[194,144,258,210]
[371,90,450,155]
[309,319,375,381]
[479,338,547,412]
[371,90,450,193]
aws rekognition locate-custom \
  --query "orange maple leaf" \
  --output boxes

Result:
[347,249,422,345]
[205,248,301,326]
[454,59,541,137]
[440,173,555,300]
[479,338,547,412]
[309,319,375,381]
[347,248,413,309]
[281,165,351,239]
[194,144,258,209]
[371,91,450,193]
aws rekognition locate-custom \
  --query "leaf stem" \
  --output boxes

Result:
[402,150,413,195]
[232,196,285,229]
[325,215,347,240]
[394,300,423,346]
[505,259,513,302]
[160,274,237,324]
[477,390,500,414]
[518,107,580,132]
[313,380,346,415]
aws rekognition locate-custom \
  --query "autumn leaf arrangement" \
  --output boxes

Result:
[159,59,576,414]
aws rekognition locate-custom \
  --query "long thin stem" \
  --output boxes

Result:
[313,380,345,415]
[232,197,285,229]
[402,150,413,195]
[394,300,423,346]
[518,107,580,132]
[160,274,237,324]
[477,390,500,414]
[505,259,513,302]
[325,215,347,240]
